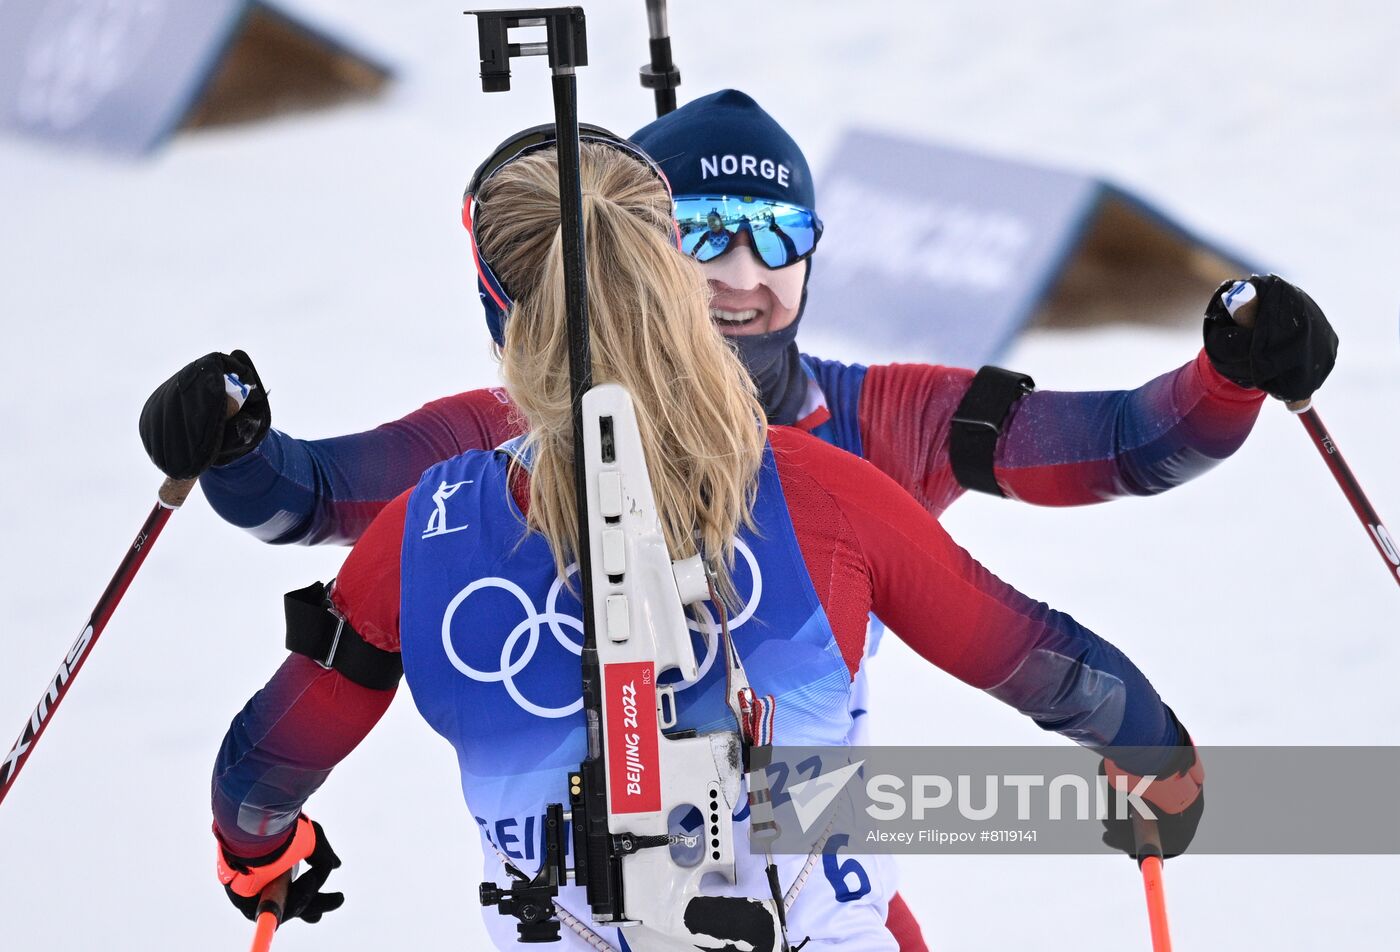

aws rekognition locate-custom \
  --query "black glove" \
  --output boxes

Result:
[218,815,344,925]
[1100,714,1205,861]
[139,350,270,479]
[1203,274,1338,402]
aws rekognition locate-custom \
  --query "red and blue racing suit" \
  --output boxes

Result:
[207,352,1257,948]
[213,428,1193,950]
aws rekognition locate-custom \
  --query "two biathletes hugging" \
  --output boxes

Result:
[136,90,1337,950]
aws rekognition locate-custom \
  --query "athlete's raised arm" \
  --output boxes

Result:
[853,348,1262,514]
[848,274,1335,515]
[139,351,520,545]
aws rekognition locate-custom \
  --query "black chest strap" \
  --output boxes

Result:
[949,365,1035,497]
[284,581,403,691]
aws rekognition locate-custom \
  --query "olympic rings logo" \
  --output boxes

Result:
[440,539,763,718]
[441,572,584,719]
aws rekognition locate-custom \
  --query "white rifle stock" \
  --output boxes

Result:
[574,384,784,950]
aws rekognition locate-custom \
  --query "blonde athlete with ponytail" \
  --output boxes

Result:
[207,134,1206,951]
[481,144,763,603]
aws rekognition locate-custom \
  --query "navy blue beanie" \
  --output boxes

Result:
[631,89,816,210]
[633,90,817,426]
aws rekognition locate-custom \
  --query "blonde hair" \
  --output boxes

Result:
[474,141,766,599]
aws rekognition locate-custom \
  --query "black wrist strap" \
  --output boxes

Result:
[285,581,403,690]
[949,365,1035,497]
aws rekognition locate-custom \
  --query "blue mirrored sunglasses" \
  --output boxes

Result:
[674,196,822,270]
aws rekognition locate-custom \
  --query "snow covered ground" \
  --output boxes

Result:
[1,1,1396,949]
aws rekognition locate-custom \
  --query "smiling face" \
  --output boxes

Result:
[700,227,807,337]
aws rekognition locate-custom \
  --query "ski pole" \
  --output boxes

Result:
[1131,813,1173,952]
[1223,283,1400,588]
[0,475,198,806]
[0,391,241,807]
[249,870,293,952]
[640,0,681,117]
[1286,404,1400,586]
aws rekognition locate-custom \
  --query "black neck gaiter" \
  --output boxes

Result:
[732,320,805,425]
[729,268,811,426]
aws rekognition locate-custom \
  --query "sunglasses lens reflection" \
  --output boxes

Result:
[677,198,820,268]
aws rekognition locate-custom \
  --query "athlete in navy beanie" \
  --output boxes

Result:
[633,89,818,425]
[631,88,817,207]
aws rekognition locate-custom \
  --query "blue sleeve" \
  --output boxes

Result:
[212,654,396,857]
[799,354,867,456]
[200,430,336,544]
[197,390,516,545]
[995,350,1268,505]
[981,602,1183,774]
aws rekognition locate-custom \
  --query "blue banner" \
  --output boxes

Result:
[806,129,1254,366]
[0,0,248,154]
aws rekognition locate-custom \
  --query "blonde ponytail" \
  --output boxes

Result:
[474,142,766,600]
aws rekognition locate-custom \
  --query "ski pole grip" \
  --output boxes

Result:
[256,869,294,924]
[155,393,243,509]
[1130,811,1164,867]
[157,477,197,509]
[1219,280,1312,413]
[248,869,293,952]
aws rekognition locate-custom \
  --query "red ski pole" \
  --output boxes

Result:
[1131,813,1173,952]
[0,386,242,807]
[1224,283,1400,588]
[1286,402,1400,587]
[0,475,198,807]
